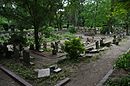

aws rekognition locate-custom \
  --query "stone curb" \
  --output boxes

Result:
[55,78,70,86]
[96,48,130,86]
[0,65,32,86]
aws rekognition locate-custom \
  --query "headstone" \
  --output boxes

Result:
[55,42,58,53]
[38,68,50,78]
[100,39,104,47]
[50,65,56,73]
[113,35,116,44]
[95,41,99,49]
[14,48,20,59]
[23,49,30,65]
[51,42,57,55]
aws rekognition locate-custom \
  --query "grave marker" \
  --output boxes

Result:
[23,49,30,65]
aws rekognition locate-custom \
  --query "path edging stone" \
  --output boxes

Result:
[0,65,32,86]
[96,47,130,86]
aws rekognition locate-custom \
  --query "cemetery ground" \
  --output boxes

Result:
[0,34,130,86]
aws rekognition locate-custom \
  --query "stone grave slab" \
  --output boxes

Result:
[54,68,62,73]
[38,68,50,78]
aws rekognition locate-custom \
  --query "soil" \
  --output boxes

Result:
[0,70,20,86]
[65,37,130,86]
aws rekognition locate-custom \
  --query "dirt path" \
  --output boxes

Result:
[0,70,20,86]
[66,37,130,86]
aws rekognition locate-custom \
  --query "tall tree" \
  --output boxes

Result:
[0,0,63,50]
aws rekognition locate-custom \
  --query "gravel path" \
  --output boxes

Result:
[66,37,130,86]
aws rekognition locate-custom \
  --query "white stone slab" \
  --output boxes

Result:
[38,68,50,78]
[54,68,62,73]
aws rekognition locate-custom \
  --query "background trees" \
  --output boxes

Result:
[0,0,63,50]
[0,0,130,50]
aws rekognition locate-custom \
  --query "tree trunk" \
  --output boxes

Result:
[34,24,40,51]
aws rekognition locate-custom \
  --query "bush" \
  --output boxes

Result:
[64,38,85,60]
[43,26,54,38]
[68,26,76,33]
[104,77,130,86]
[115,53,130,69]
[9,33,27,45]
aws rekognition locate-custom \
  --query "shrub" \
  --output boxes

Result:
[115,53,130,69]
[104,77,130,86]
[43,26,54,38]
[64,38,85,60]
[68,26,76,33]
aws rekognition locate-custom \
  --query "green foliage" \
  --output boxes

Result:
[68,26,76,33]
[9,33,27,45]
[115,53,130,69]
[64,38,85,60]
[3,60,36,80]
[43,26,55,38]
[104,77,130,86]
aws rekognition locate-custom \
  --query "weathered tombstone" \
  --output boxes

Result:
[113,35,116,44]
[14,48,20,60]
[55,42,58,53]
[95,41,99,49]
[38,68,50,78]
[100,39,104,47]
[23,49,30,65]
[51,42,56,55]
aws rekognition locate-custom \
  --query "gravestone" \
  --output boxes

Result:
[95,41,99,49]
[51,42,57,55]
[100,39,104,47]
[113,35,116,44]
[23,49,30,65]
[14,48,20,59]
[55,42,58,53]
[38,68,50,78]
